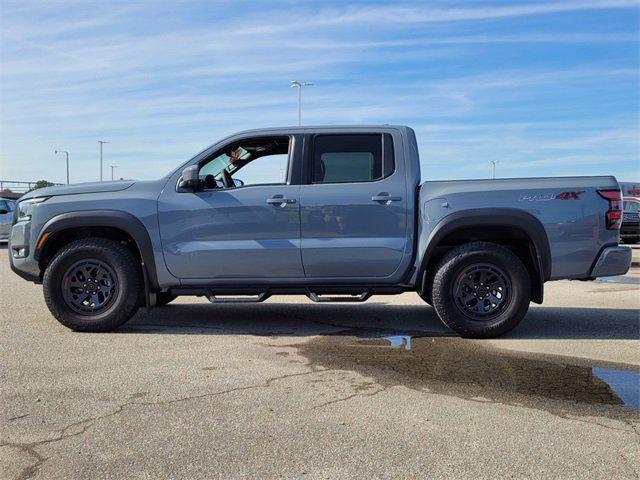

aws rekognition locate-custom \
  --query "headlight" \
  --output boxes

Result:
[16,197,49,222]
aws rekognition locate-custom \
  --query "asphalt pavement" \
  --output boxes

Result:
[1,246,639,479]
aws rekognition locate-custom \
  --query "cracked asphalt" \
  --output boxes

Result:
[1,246,639,479]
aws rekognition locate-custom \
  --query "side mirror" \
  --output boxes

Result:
[179,165,200,191]
[233,178,245,187]
[0,209,7,215]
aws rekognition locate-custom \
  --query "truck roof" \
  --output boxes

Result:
[227,125,412,136]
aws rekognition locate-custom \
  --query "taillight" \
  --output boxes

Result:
[597,189,622,230]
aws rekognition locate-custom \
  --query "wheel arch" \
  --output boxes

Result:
[418,208,551,304]
[35,210,159,294]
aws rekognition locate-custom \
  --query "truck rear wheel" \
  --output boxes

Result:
[430,242,531,338]
[43,238,141,332]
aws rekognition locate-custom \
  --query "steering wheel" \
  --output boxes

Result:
[204,174,217,190]
[221,169,234,188]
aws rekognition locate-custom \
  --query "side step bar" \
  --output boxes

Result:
[202,289,373,304]
[205,290,271,303]
[306,291,372,303]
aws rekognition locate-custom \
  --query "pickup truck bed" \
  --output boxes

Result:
[419,175,626,281]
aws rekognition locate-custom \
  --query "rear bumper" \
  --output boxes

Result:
[590,246,632,278]
[620,221,639,237]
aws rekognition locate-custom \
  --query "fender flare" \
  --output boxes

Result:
[35,210,159,291]
[419,208,551,302]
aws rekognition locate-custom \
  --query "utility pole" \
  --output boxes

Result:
[490,160,498,180]
[110,165,117,181]
[290,80,313,126]
[98,140,109,181]
[55,150,69,184]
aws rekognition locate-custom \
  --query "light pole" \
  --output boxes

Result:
[290,80,313,126]
[98,140,109,181]
[110,165,117,181]
[55,150,69,184]
[490,160,498,180]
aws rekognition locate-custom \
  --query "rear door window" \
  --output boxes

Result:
[311,134,394,184]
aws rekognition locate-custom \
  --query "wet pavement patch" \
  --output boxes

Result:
[297,333,640,417]
[594,276,640,285]
[592,368,640,410]
[381,335,413,350]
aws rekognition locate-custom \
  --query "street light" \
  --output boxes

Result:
[54,150,69,184]
[98,140,109,181]
[110,165,117,181]
[490,160,498,180]
[290,80,313,126]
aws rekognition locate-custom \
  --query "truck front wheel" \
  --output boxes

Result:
[43,238,141,332]
[430,242,531,338]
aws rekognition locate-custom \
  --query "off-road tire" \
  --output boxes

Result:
[155,292,177,307]
[43,238,141,332]
[431,241,531,338]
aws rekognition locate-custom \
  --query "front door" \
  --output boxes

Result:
[300,132,408,279]
[158,135,304,280]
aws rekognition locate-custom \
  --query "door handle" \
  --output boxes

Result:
[266,195,296,206]
[371,193,402,203]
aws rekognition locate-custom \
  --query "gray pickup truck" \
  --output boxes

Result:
[8,126,632,337]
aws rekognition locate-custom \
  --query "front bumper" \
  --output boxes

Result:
[590,245,632,278]
[8,221,40,283]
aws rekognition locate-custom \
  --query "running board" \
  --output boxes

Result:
[306,291,372,303]
[205,290,271,303]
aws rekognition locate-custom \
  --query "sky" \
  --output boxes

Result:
[0,0,639,184]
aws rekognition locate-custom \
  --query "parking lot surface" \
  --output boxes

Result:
[1,246,639,479]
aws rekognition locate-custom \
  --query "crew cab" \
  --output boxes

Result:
[8,126,632,337]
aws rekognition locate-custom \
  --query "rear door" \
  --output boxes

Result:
[299,130,409,279]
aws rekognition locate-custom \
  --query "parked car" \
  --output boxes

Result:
[8,126,632,337]
[621,197,640,244]
[0,197,16,243]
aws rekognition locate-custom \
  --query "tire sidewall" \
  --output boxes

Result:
[44,241,139,331]
[433,247,530,338]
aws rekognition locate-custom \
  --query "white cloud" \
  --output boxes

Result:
[0,1,638,183]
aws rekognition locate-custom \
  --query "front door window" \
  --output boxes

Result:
[199,136,290,189]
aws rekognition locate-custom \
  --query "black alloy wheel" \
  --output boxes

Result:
[61,259,119,315]
[452,263,511,321]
